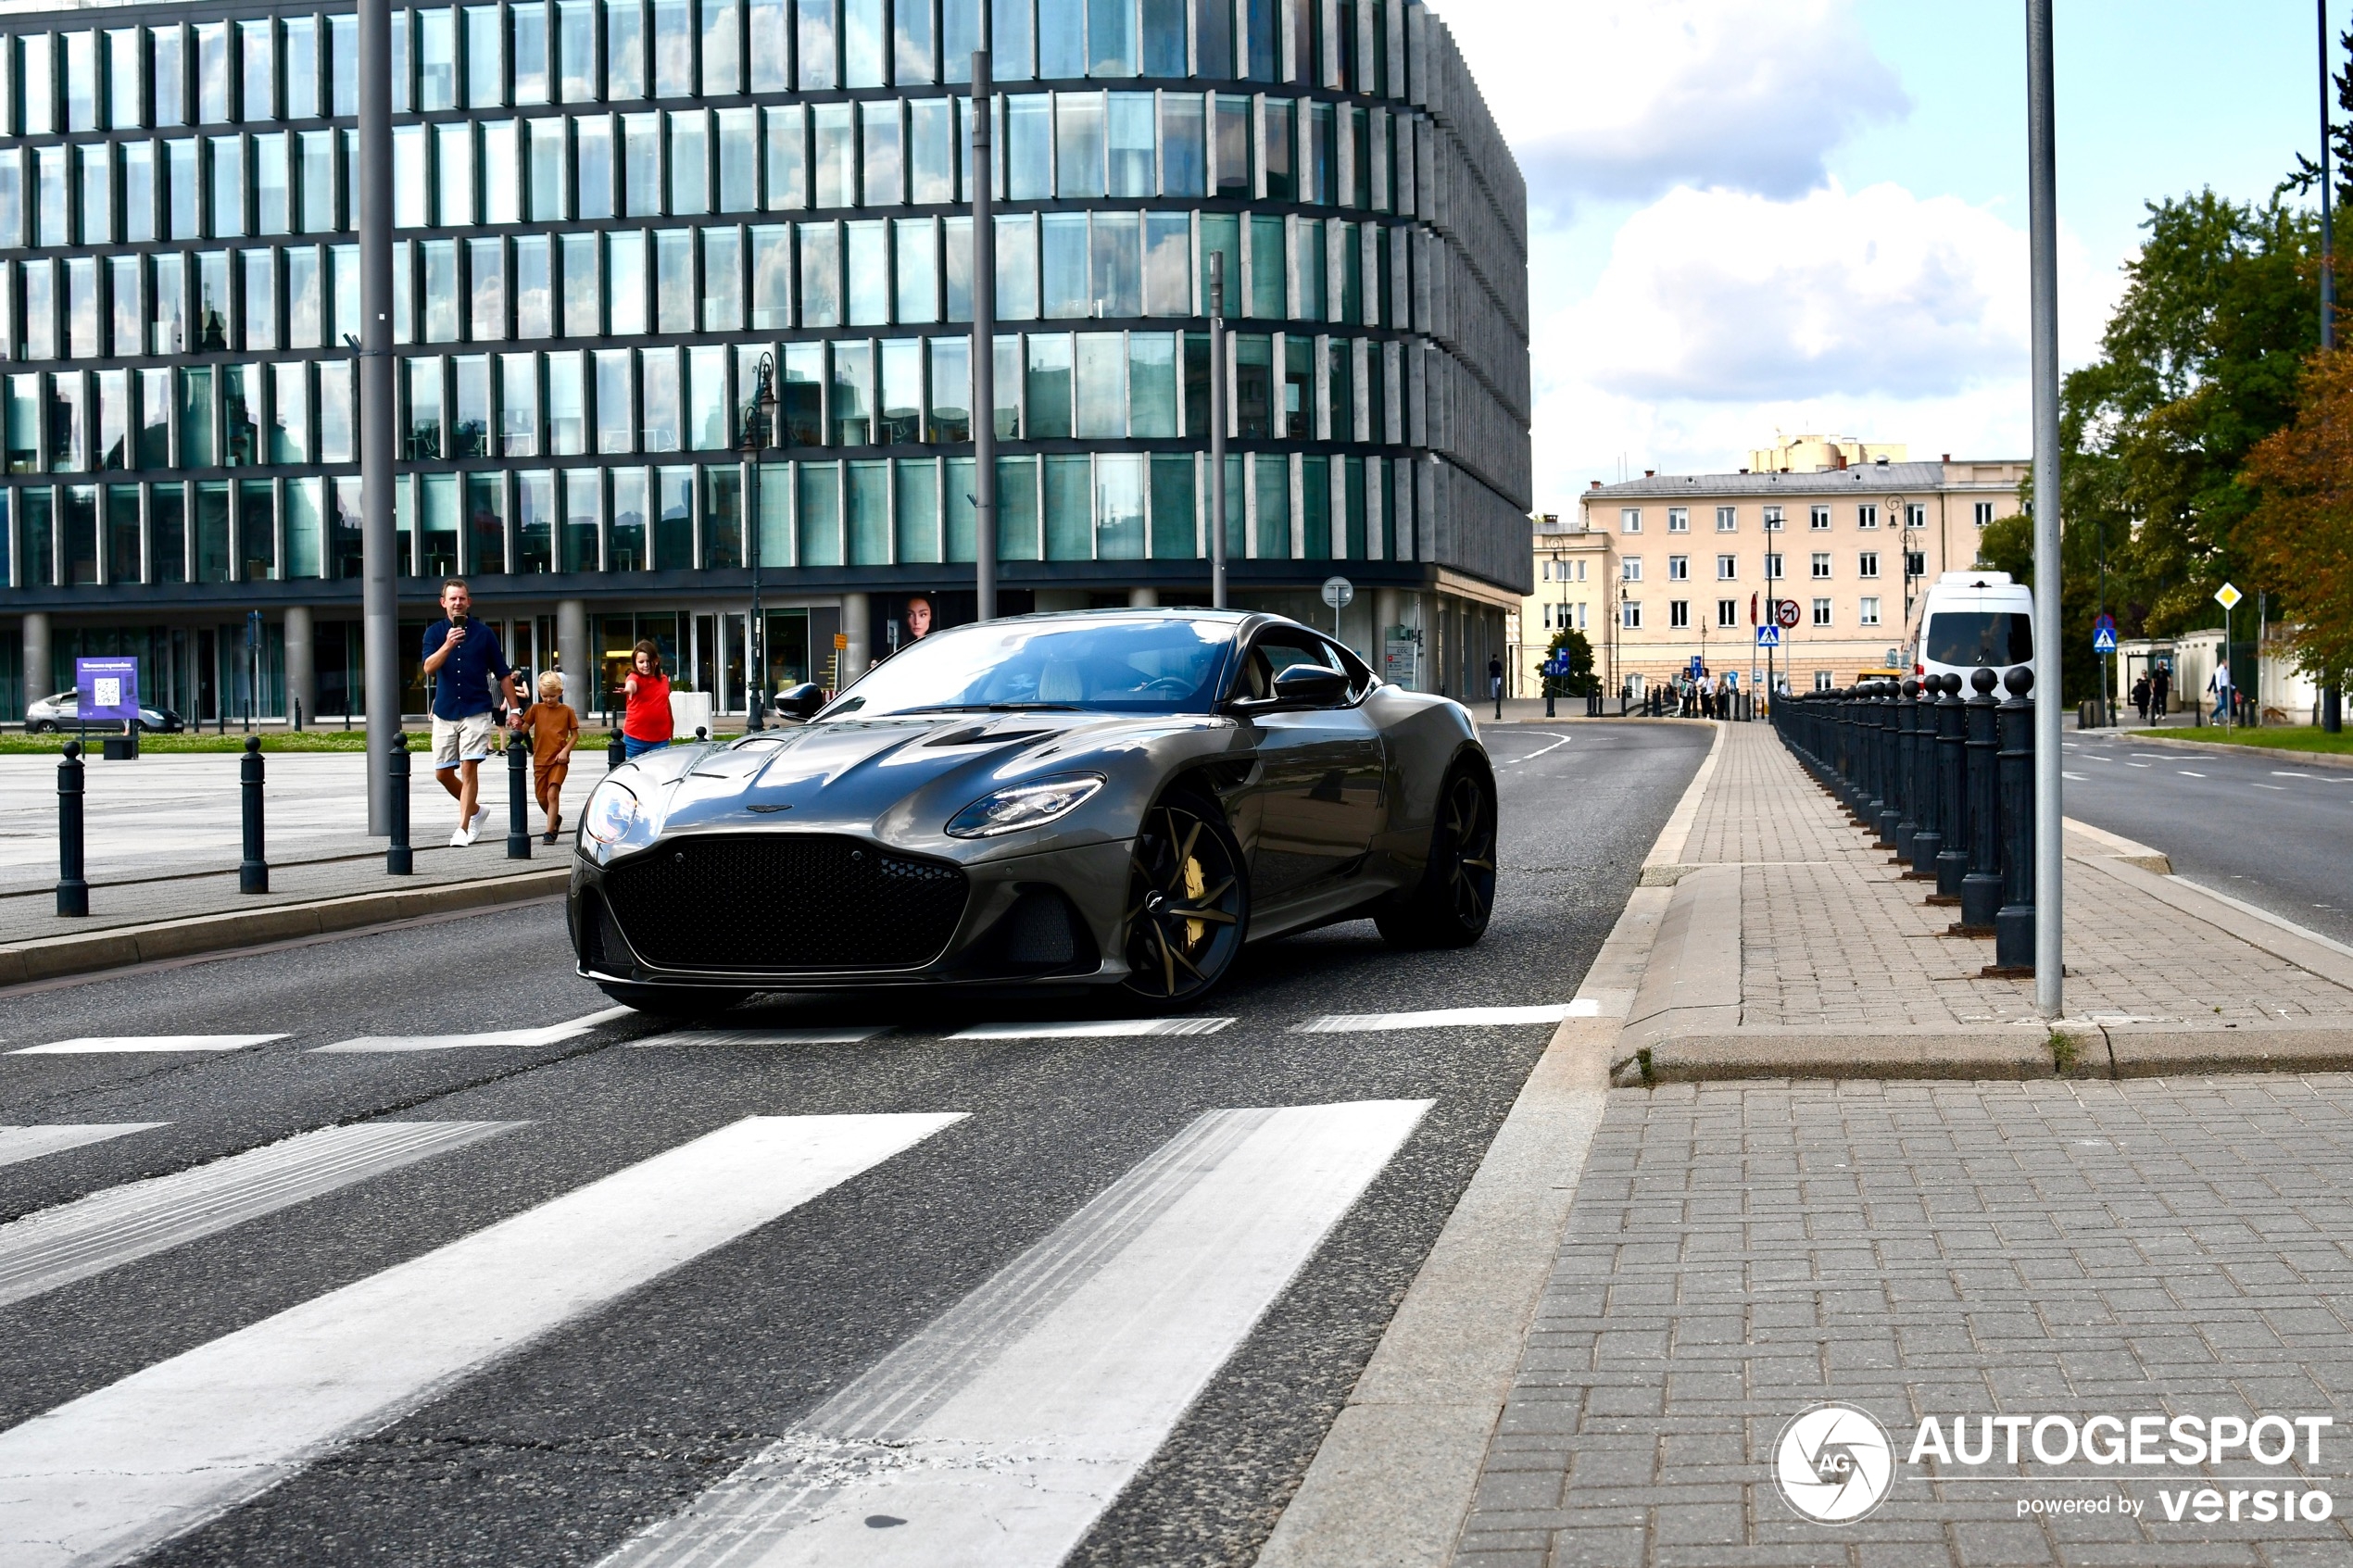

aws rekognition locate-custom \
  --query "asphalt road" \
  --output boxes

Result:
[2061,729,2353,947]
[0,719,1709,1568]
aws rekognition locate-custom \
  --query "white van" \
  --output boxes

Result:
[1909,571,2034,685]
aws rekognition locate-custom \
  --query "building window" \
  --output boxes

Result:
[1856,504,1878,528]
[1669,599,1690,629]
[1815,669,1833,692]
[1716,599,1738,628]
[1667,554,1688,581]
[1809,505,1830,530]
[1859,596,1881,626]
[1763,505,1783,532]
[1810,552,1831,579]
[1764,551,1782,580]
[1620,506,1641,533]
[1716,554,1736,580]
[1621,600,1642,630]
[1716,506,1736,532]
[1974,500,1995,525]
[1906,550,1926,578]
[1812,597,1832,627]
[1906,503,1927,529]
[1857,550,1879,578]
[1576,603,1587,629]
[1621,557,1642,583]
[1667,506,1688,532]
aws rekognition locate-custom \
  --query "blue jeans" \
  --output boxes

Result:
[623,734,668,759]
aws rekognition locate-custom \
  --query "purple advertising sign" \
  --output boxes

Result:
[76,657,140,721]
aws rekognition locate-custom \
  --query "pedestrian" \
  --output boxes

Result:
[1488,654,1504,716]
[2131,673,2151,724]
[2150,661,2171,725]
[2208,661,2233,724]
[418,577,517,847]
[516,671,579,844]
[620,640,673,759]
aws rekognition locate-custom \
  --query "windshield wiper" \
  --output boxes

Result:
[892,702,1084,714]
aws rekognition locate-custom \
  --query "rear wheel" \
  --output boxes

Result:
[1377,764,1498,949]
[596,982,752,1020]
[1119,791,1249,1007]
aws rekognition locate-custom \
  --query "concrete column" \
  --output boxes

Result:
[283,606,316,726]
[1126,586,1158,608]
[557,598,589,715]
[20,612,50,717]
[840,592,871,682]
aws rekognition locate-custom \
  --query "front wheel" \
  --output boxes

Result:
[1378,764,1498,949]
[1120,791,1249,1007]
[596,982,752,1020]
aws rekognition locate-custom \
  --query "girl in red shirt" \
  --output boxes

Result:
[620,641,673,759]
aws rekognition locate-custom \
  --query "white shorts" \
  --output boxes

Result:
[432,712,497,768]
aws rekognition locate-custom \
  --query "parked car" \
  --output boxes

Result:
[571,609,1497,1017]
[1908,571,2034,687]
[24,691,186,734]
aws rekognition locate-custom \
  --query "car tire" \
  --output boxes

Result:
[27,721,53,735]
[1377,762,1498,950]
[1119,787,1250,1008]
[595,982,752,1020]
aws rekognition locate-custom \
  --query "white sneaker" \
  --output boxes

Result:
[449,825,472,847]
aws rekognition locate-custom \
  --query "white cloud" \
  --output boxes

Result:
[1434,0,1908,215]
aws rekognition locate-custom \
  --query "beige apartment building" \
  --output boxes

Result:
[1508,448,2027,697]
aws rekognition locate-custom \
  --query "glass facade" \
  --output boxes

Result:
[0,0,1530,714]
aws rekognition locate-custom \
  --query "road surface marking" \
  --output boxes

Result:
[1501,736,1571,766]
[311,1005,633,1053]
[0,1111,964,1568]
[2179,771,2206,777]
[1290,1002,1598,1034]
[0,1122,521,1311]
[599,1098,1429,1568]
[2062,772,2089,781]
[2129,753,2171,759]
[630,1027,892,1047]
[0,1124,167,1170]
[2124,762,2150,768]
[2271,771,2318,779]
[2252,783,2287,791]
[950,1017,1234,1039]
[10,1035,284,1056]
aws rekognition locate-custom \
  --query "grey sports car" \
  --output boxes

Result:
[569,608,1495,1015]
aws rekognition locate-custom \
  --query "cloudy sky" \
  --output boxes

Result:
[1431,0,2328,499]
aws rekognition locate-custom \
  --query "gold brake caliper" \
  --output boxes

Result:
[1183,852,1207,949]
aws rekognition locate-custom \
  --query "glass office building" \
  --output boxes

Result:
[0,0,1530,724]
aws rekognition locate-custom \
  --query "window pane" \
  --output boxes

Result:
[195,23,231,122]
[781,341,823,444]
[797,0,837,89]
[750,0,789,90]
[465,5,503,107]
[110,257,141,357]
[526,118,567,219]
[420,8,457,109]
[1142,0,1186,74]
[812,103,853,207]
[862,102,902,206]
[704,0,743,93]
[1214,94,1251,194]
[701,226,742,329]
[640,347,680,449]
[421,238,459,342]
[595,349,635,451]
[831,341,871,444]
[1264,98,1293,200]
[1075,332,1124,437]
[943,215,972,321]
[327,15,356,115]
[1150,451,1195,558]
[271,361,308,463]
[1253,450,1287,557]
[79,145,114,246]
[1054,93,1104,198]
[574,114,612,216]
[471,237,507,339]
[689,345,728,448]
[561,233,600,333]
[1089,0,1137,75]
[1106,92,1153,195]
[238,251,272,351]
[139,369,173,466]
[992,0,1034,78]
[1296,217,1324,320]
[656,465,690,564]
[548,352,585,453]
[518,470,554,571]
[1097,453,1143,558]
[297,131,335,231]
[209,134,245,236]
[1006,94,1051,201]
[880,336,920,443]
[1043,452,1090,559]
[560,466,598,567]
[405,357,444,458]
[996,212,1038,320]
[249,134,287,233]
[611,467,648,564]
[799,221,840,325]
[927,336,969,441]
[1090,211,1140,317]
[1026,332,1072,438]
[180,367,215,466]
[623,112,660,215]
[94,370,129,471]
[717,107,756,210]
[847,220,888,325]
[896,457,938,560]
[942,0,979,82]
[1144,210,1189,315]
[319,360,353,460]
[766,106,808,208]
[1038,0,1083,77]
[394,124,428,227]
[1248,214,1284,317]
[843,0,884,88]
[652,0,692,96]
[286,247,321,347]
[893,218,939,322]
[1041,212,1088,318]
[514,3,550,102]
[608,0,646,97]
[559,0,597,99]
[750,224,792,328]
[484,119,520,221]
[1129,332,1175,435]
[151,254,187,355]
[608,230,647,332]
[902,99,954,206]
[702,462,742,566]
[670,109,707,213]
[467,470,504,572]
[116,144,153,243]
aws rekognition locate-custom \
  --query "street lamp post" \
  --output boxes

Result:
[741,355,775,731]
[1891,492,1916,650]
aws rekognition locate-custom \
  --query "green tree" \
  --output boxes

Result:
[2239,346,2353,686]
[1541,627,1596,697]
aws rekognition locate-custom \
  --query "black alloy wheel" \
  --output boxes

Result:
[1378,764,1498,948]
[1120,792,1249,1006]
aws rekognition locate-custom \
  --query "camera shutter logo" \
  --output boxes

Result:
[1775,1403,1895,1524]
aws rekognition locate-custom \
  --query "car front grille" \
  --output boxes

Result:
[600,834,968,972]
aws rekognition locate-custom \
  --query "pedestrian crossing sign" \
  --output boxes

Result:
[2092,627,2117,654]
[1755,625,1781,647]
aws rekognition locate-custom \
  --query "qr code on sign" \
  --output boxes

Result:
[93,678,120,708]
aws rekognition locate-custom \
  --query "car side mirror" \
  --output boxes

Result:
[774,683,826,720]
[1269,665,1351,708]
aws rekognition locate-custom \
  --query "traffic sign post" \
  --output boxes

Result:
[2215,582,2242,734]
[1776,599,1801,630]
[1755,625,1780,648]
[1321,575,1353,641]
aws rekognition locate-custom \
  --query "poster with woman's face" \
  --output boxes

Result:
[905,596,934,641]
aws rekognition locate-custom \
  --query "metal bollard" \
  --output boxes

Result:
[1871,683,1900,849]
[57,740,90,917]
[1957,669,2003,935]
[1932,673,1969,902]
[1544,683,1555,720]
[506,730,533,859]
[386,733,414,875]
[696,725,709,741]
[294,698,304,733]
[1891,680,1920,863]
[1909,675,1944,880]
[239,735,269,894]
[609,729,627,770]
[1991,666,2037,972]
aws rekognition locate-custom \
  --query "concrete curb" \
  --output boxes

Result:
[2101,730,2353,771]
[1254,727,1723,1568]
[0,868,572,987]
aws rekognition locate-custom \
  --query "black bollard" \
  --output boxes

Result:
[609,729,627,770]
[1891,680,1920,864]
[57,740,89,917]
[506,730,533,859]
[239,735,269,894]
[696,725,709,741]
[294,697,304,733]
[1909,674,1944,880]
[1991,666,2037,973]
[1871,683,1900,849]
[1932,674,1969,902]
[1957,669,2003,935]
[386,733,414,875]
[1544,682,1555,720]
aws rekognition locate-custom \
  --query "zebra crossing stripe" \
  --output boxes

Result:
[950,1016,1235,1040]
[600,1098,1430,1568]
[0,1125,168,1171]
[311,1005,634,1053]
[0,1111,965,1568]
[0,1122,522,1312]
[1290,1002,1595,1034]
[10,1035,285,1055]
[630,1027,891,1047]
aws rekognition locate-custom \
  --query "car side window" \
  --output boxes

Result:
[1231,633,1344,704]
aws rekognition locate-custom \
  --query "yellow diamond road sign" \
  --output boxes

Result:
[2214,582,2243,610]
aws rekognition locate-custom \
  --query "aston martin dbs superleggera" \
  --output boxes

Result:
[569,609,1495,1014]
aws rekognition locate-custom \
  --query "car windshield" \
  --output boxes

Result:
[1924,610,2033,667]
[819,617,1235,720]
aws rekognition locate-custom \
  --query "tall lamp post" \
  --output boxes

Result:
[2027,0,2065,1017]
[2323,0,2345,731]
[1891,492,1916,649]
[741,354,775,730]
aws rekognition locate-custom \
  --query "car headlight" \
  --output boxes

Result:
[583,779,640,844]
[945,774,1106,838]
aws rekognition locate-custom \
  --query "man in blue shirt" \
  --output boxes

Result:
[419,578,517,847]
